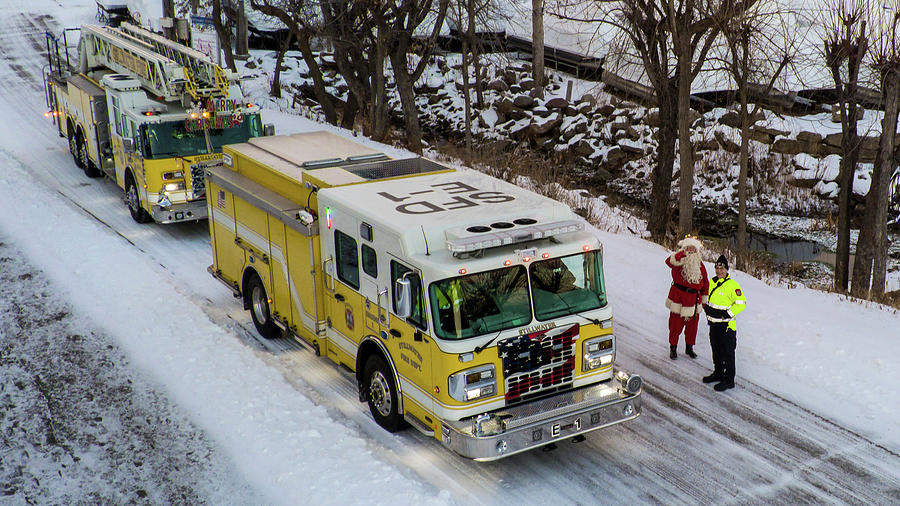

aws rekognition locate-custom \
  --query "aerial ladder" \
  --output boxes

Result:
[77,22,235,104]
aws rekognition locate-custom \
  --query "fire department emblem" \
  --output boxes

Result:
[345,307,355,330]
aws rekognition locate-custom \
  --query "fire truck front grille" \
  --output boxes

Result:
[498,323,578,403]
[190,162,212,197]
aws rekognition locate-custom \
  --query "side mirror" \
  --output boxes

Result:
[264,123,275,136]
[122,137,134,153]
[394,277,412,319]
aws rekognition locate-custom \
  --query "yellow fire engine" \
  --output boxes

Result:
[205,131,642,460]
[44,23,268,224]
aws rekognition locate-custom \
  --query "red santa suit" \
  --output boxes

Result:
[665,248,709,347]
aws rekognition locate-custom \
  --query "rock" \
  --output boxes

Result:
[597,103,615,117]
[509,84,522,94]
[571,139,595,157]
[531,115,563,136]
[610,117,632,134]
[645,109,660,127]
[564,106,578,117]
[579,93,597,106]
[513,94,536,108]
[796,131,823,144]
[604,145,627,166]
[577,101,594,115]
[546,97,568,109]
[503,70,518,85]
[510,121,532,140]
[532,105,552,118]
[487,79,509,92]
[772,137,803,155]
[824,132,843,147]
[521,78,536,91]
[495,98,515,115]
[714,130,741,153]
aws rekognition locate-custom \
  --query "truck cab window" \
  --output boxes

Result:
[391,260,426,330]
[335,230,360,289]
[361,244,377,278]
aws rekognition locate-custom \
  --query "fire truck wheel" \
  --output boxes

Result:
[70,131,84,169]
[125,175,152,224]
[247,273,280,339]
[79,140,101,178]
[364,355,405,432]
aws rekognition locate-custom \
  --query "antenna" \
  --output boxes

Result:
[421,226,430,255]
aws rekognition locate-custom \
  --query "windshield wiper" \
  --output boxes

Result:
[548,291,601,326]
[474,329,503,355]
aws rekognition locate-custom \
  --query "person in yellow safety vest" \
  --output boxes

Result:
[435,279,464,338]
[702,254,747,392]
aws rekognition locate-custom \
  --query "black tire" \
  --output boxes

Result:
[79,138,101,178]
[364,355,406,432]
[70,130,84,169]
[246,273,280,339]
[124,175,152,224]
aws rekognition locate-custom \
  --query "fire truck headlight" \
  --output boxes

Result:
[449,364,496,403]
[164,182,185,192]
[583,336,614,371]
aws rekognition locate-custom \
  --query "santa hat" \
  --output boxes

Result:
[677,237,703,252]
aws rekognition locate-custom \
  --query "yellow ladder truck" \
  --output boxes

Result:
[44,23,270,224]
[206,131,642,460]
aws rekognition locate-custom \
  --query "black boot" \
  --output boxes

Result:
[702,373,722,383]
[669,345,677,360]
[685,345,697,359]
[714,380,735,391]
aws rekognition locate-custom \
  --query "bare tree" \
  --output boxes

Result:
[823,0,869,293]
[552,1,748,240]
[211,0,239,72]
[250,0,339,125]
[380,0,450,154]
[710,0,795,270]
[320,1,389,139]
[852,1,900,298]
[533,0,546,97]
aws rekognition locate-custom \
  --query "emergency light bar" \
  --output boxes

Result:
[446,219,585,254]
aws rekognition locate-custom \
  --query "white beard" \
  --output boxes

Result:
[682,250,702,285]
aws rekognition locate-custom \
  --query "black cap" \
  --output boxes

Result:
[716,255,729,270]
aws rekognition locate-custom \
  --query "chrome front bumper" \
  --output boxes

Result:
[149,198,208,223]
[440,372,642,461]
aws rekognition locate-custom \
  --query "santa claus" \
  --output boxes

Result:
[665,237,709,359]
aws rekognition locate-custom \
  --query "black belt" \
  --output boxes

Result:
[673,282,699,294]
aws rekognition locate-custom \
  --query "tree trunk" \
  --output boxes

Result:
[295,32,337,125]
[649,85,678,240]
[211,0,237,72]
[869,69,900,297]
[341,92,359,130]
[390,47,424,153]
[676,45,694,237]
[737,72,750,271]
[834,79,862,292]
[467,0,484,109]
[461,34,473,156]
[372,28,388,142]
[269,31,292,99]
[531,0,544,98]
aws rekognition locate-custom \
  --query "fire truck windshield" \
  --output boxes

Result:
[429,265,532,340]
[529,250,607,321]
[428,250,608,340]
[140,113,263,158]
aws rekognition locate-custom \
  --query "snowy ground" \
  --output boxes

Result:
[2,1,900,504]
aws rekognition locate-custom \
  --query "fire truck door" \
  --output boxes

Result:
[387,259,432,413]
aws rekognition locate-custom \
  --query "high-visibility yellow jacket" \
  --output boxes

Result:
[705,276,746,331]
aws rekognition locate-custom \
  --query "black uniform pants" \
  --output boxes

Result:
[708,323,736,382]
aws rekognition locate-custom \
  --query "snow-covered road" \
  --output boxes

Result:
[2,1,899,504]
